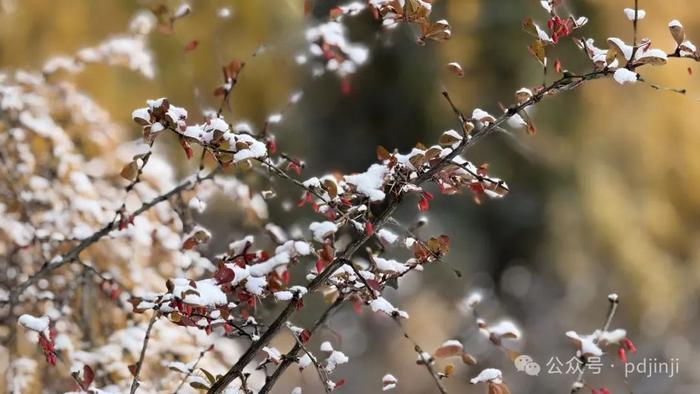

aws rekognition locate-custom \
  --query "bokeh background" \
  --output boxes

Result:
[2,0,700,393]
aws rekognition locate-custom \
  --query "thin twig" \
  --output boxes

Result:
[259,297,345,394]
[287,326,332,393]
[130,311,159,394]
[571,294,620,392]
[393,318,448,394]
[173,346,212,394]
[2,168,219,308]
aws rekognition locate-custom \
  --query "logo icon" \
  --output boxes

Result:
[514,354,541,376]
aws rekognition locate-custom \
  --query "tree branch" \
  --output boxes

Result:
[2,168,219,309]
[208,69,614,394]
[130,310,159,394]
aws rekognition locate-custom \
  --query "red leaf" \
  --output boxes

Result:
[299,329,312,344]
[266,136,277,155]
[82,365,95,388]
[214,264,235,284]
[179,138,193,160]
[316,258,325,273]
[554,58,562,73]
[352,300,363,315]
[418,196,429,212]
[622,338,637,353]
[287,162,302,175]
[365,221,374,236]
[341,78,352,95]
[184,39,199,51]
[417,192,432,212]
[329,7,343,19]
[282,270,290,284]
[366,279,382,292]
[617,347,628,363]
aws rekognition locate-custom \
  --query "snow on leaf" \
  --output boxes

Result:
[18,314,50,334]
[470,368,502,384]
[669,20,685,45]
[309,221,338,242]
[369,297,409,318]
[623,8,646,21]
[434,339,464,358]
[325,350,349,371]
[446,62,464,77]
[377,229,398,244]
[382,374,398,391]
[613,68,638,85]
[566,331,603,357]
[374,256,408,274]
[344,163,387,202]
[472,108,496,124]
[607,37,634,61]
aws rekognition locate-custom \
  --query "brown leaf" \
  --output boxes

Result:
[438,131,462,146]
[527,40,546,66]
[120,161,139,181]
[488,383,512,394]
[377,145,391,161]
[669,21,685,46]
[434,341,463,359]
[323,179,338,198]
[461,353,478,365]
[443,364,455,377]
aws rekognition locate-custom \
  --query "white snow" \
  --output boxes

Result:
[382,374,398,391]
[613,68,638,85]
[624,8,646,21]
[171,278,227,306]
[607,37,634,60]
[470,368,502,384]
[487,320,521,339]
[377,229,398,244]
[344,164,387,202]
[369,297,409,319]
[598,328,627,344]
[18,314,50,333]
[374,256,408,274]
[566,331,603,356]
[320,341,334,352]
[472,108,495,123]
[309,221,338,242]
[298,354,312,369]
[325,350,349,371]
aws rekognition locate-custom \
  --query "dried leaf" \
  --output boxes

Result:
[527,40,546,66]
[434,340,463,358]
[439,130,462,146]
[462,353,478,365]
[120,161,139,181]
[669,20,685,46]
[488,383,512,394]
[377,145,391,161]
[447,62,464,77]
